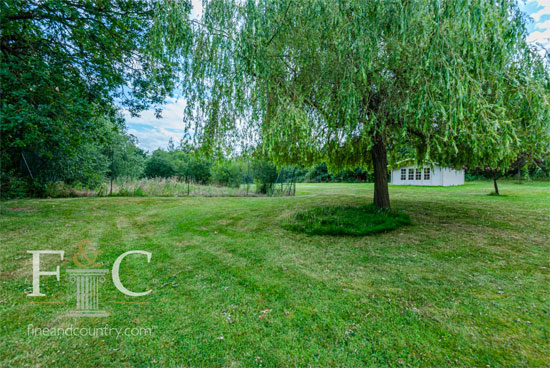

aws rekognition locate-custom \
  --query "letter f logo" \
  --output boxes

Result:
[27,250,64,296]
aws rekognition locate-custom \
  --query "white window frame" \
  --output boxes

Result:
[424,167,431,180]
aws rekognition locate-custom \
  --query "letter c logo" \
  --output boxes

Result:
[112,251,152,296]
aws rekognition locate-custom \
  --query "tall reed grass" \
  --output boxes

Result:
[46,177,260,198]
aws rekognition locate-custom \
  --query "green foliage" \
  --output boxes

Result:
[140,149,372,189]
[41,181,96,198]
[173,152,213,184]
[306,163,333,183]
[283,205,411,236]
[144,150,177,178]
[0,172,30,199]
[337,168,373,183]
[1,0,190,194]
[304,163,372,183]
[252,160,278,194]
[67,144,111,188]
[132,186,145,197]
[188,158,213,184]
[107,131,146,181]
[0,111,146,198]
[211,161,243,188]
[530,155,550,178]
[43,182,75,198]
[96,183,109,197]
[144,149,214,183]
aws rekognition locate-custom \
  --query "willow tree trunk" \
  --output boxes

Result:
[493,178,499,195]
[371,137,391,209]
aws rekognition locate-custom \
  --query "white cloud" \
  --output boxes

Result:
[127,98,187,130]
[191,0,203,20]
[530,0,550,22]
[123,98,187,152]
[526,28,550,48]
[127,126,177,152]
[536,19,550,30]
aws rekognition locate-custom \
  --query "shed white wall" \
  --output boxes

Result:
[441,168,465,186]
[390,165,463,186]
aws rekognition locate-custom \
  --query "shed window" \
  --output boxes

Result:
[424,168,430,180]
[415,169,422,180]
[400,168,406,180]
[408,168,414,180]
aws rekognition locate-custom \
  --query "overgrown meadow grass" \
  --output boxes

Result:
[1,180,549,367]
[46,177,259,198]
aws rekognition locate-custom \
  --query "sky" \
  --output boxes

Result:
[125,0,550,153]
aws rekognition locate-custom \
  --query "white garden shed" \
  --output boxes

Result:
[390,162,464,186]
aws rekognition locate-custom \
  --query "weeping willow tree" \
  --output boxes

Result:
[167,0,549,208]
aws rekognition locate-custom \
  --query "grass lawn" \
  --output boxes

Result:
[1,181,549,367]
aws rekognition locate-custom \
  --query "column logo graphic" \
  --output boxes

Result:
[67,240,109,317]
[67,268,109,317]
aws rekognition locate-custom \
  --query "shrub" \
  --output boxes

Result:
[188,157,212,184]
[306,162,333,182]
[253,160,278,194]
[133,186,145,197]
[211,161,243,188]
[334,167,373,183]
[96,183,109,197]
[0,173,30,199]
[172,152,213,184]
[283,205,411,236]
[144,150,176,178]
[43,181,75,198]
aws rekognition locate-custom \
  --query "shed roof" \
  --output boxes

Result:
[388,158,438,170]
[389,159,463,170]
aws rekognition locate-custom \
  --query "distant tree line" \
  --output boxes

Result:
[4,129,548,198]
[141,147,378,190]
